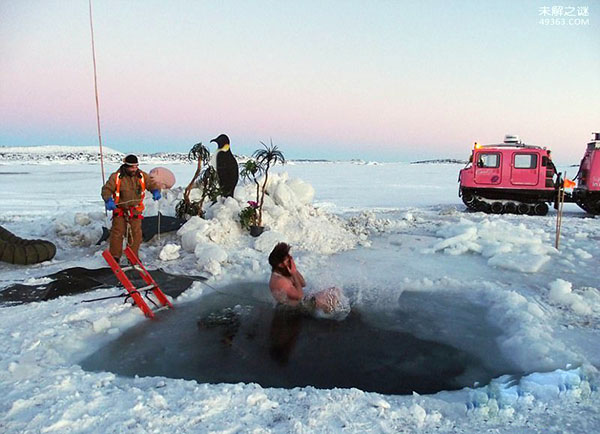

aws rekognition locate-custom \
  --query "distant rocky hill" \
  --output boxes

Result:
[0,146,340,165]
[0,146,466,165]
[0,146,194,164]
[410,158,467,165]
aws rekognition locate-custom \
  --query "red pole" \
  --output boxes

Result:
[89,0,106,187]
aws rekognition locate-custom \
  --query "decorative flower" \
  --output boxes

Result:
[248,201,259,209]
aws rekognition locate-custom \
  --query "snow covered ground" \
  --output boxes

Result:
[1,152,599,433]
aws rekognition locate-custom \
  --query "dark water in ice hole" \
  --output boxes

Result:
[80,282,517,395]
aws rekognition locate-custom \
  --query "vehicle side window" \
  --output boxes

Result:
[477,153,499,168]
[514,154,538,169]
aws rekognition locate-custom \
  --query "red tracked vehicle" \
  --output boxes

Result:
[458,133,600,216]
[572,132,600,214]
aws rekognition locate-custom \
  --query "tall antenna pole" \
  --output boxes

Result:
[89,0,106,186]
[555,172,566,250]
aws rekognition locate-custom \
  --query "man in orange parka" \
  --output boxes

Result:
[101,154,161,262]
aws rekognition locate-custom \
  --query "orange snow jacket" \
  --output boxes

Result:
[101,167,157,212]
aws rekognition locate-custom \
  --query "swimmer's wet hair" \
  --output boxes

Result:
[268,242,291,270]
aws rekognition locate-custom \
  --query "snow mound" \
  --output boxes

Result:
[258,173,357,254]
[467,366,597,419]
[159,244,180,261]
[52,192,179,248]
[548,279,593,315]
[346,210,415,237]
[175,173,361,275]
[54,212,105,247]
[484,286,576,370]
[425,218,556,273]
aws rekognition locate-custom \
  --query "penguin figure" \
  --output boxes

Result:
[210,134,239,197]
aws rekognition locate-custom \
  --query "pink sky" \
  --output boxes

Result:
[1,1,599,161]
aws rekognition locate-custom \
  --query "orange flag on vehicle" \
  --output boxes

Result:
[563,178,576,189]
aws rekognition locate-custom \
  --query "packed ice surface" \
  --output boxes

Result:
[0,156,599,432]
[426,217,556,273]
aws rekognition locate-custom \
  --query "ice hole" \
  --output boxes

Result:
[80,282,519,395]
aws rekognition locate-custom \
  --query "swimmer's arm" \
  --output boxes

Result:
[294,270,306,288]
[288,257,306,288]
[270,275,303,303]
[282,278,303,301]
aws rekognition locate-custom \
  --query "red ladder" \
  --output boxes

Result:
[102,247,173,318]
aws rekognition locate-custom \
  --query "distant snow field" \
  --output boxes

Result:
[0,148,598,433]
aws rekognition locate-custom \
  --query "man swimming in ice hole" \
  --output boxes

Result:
[268,242,341,314]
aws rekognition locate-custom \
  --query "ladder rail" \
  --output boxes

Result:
[124,247,173,309]
[101,248,173,318]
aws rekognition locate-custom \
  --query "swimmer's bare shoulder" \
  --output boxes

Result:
[269,273,302,305]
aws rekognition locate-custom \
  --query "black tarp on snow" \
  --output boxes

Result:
[0,266,203,305]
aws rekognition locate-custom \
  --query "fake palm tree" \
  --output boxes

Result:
[240,159,262,206]
[238,159,262,229]
[253,140,285,227]
[185,142,210,203]
[176,142,216,219]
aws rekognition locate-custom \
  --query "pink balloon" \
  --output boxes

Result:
[149,167,176,189]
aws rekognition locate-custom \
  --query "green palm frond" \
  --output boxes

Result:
[252,139,285,228]
[188,142,211,165]
[253,140,285,167]
[240,159,261,181]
